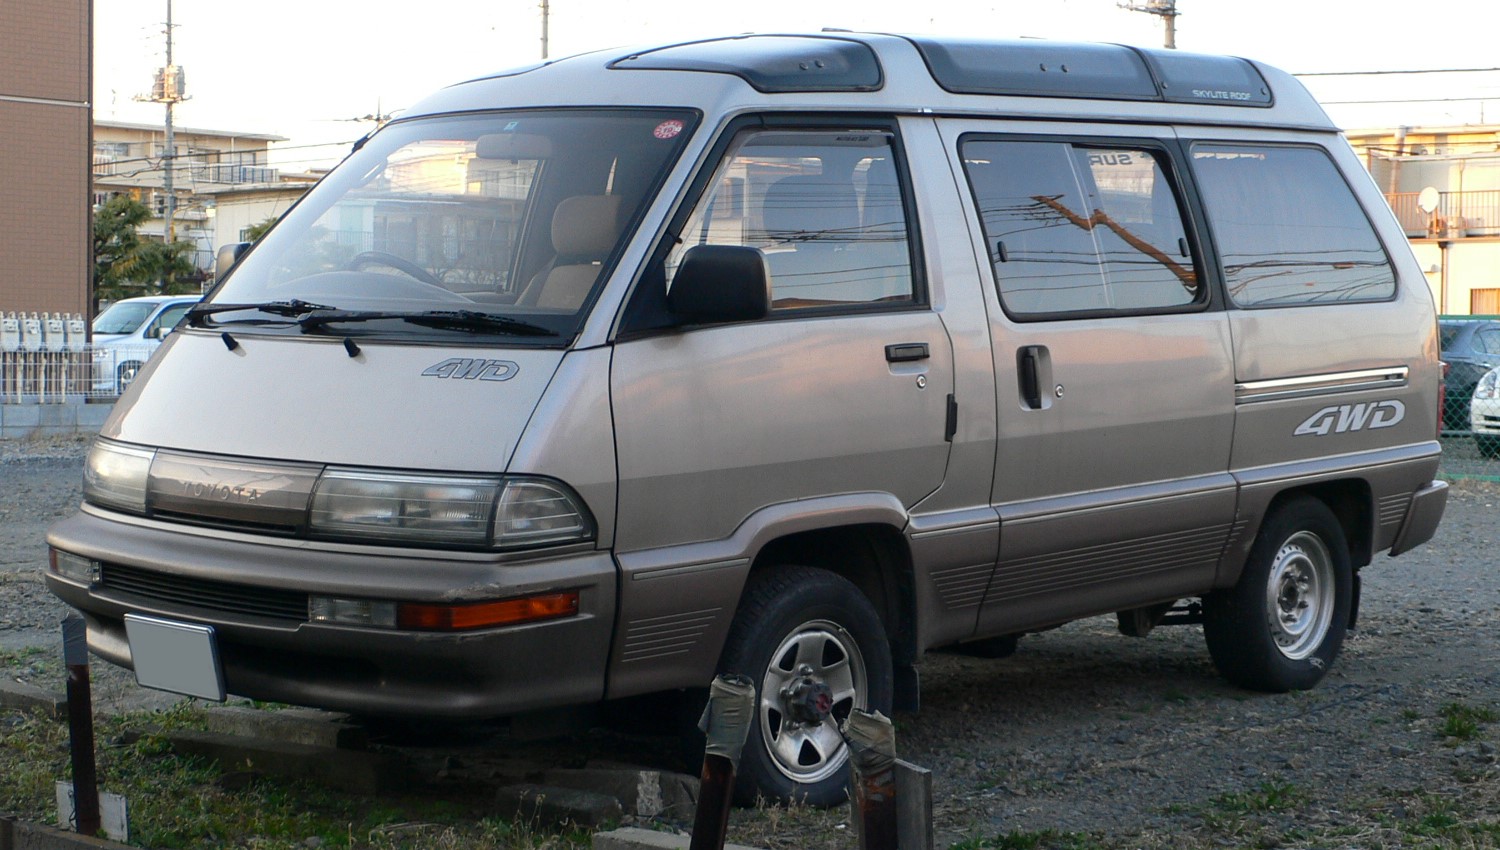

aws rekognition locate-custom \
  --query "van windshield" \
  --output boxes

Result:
[93,301,156,335]
[209,109,696,341]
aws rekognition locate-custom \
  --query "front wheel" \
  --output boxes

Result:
[717,566,892,806]
[1203,496,1352,692]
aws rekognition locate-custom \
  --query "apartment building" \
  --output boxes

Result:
[0,0,91,316]
[93,121,289,271]
[1348,125,1500,315]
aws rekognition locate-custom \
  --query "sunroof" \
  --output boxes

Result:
[1143,49,1272,106]
[609,36,883,93]
[908,37,1272,106]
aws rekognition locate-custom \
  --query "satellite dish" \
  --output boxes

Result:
[1418,186,1441,214]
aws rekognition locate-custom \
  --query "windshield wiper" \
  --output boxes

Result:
[186,299,340,327]
[296,309,555,337]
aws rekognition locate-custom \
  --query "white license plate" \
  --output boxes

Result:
[124,614,226,701]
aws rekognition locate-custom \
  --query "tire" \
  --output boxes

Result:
[116,361,143,393]
[1203,496,1352,693]
[716,566,892,807]
[1476,436,1500,459]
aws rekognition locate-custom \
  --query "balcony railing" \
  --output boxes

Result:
[92,156,279,186]
[1387,190,1500,238]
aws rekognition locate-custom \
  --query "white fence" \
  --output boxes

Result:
[1,312,152,403]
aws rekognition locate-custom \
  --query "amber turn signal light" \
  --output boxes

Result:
[397,591,579,631]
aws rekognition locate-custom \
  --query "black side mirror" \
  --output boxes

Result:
[667,245,771,324]
[215,242,252,282]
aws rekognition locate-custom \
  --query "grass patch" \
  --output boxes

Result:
[0,703,592,849]
[1211,779,1303,814]
[1438,701,1498,741]
[948,830,1105,850]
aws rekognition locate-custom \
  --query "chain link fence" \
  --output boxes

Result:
[1440,315,1500,481]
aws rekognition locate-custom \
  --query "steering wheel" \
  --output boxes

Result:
[348,251,445,288]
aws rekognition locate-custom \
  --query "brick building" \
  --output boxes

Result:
[0,0,91,316]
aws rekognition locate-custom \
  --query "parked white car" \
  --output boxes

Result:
[91,295,200,394]
[1470,365,1500,457]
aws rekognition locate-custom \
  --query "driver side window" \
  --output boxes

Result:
[665,128,917,311]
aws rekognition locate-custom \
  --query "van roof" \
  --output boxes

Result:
[406,33,1336,132]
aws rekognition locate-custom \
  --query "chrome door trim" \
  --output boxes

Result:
[1235,366,1409,404]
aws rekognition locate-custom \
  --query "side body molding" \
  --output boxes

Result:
[605,492,910,700]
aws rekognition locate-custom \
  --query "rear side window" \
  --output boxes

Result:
[961,139,1201,318]
[1191,144,1395,307]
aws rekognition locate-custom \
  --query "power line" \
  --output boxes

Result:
[1296,67,1500,78]
[1319,95,1500,106]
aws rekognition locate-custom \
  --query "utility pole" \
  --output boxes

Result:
[1119,0,1179,50]
[138,0,188,242]
[540,0,549,60]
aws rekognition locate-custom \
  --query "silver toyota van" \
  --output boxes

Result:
[48,33,1448,805]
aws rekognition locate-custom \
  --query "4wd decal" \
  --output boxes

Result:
[1294,400,1405,436]
[421,358,519,382]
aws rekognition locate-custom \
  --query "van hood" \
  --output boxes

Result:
[102,331,564,473]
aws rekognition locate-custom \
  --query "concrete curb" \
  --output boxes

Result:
[165,730,409,795]
[592,826,764,850]
[0,403,110,441]
[0,815,133,850]
[494,784,624,829]
[0,681,66,721]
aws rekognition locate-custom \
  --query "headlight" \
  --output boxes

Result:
[308,470,593,549]
[1476,369,1500,400]
[310,470,502,545]
[495,479,593,547]
[83,439,155,514]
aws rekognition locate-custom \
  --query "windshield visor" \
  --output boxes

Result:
[210,109,697,340]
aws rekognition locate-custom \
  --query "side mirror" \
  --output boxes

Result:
[667,245,771,324]
[148,326,170,340]
[215,242,252,282]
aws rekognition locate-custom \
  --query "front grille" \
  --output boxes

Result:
[100,562,308,622]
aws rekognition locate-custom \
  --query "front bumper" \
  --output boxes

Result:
[1471,396,1500,437]
[45,508,617,718]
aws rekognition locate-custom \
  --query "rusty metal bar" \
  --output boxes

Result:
[845,709,898,850]
[689,674,755,850]
[62,614,100,836]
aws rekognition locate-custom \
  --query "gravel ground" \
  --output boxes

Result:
[3,435,1497,847]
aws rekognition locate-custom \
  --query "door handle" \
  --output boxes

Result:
[885,342,930,363]
[1019,345,1045,410]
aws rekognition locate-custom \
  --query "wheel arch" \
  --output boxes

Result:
[1267,479,1374,568]
[750,522,918,670]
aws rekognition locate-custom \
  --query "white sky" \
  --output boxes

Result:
[94,0,1500,170]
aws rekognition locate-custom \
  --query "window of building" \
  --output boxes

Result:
[665,129,916,311]
[961,139,1200,317]
[1191,144,1395,307]
[1471,289,1500,316]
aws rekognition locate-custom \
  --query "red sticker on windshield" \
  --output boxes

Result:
[653,120,684,140]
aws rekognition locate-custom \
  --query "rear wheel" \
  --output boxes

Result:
[717,566,891,806]
[116,361,143,392]
[1203,496,1352,692]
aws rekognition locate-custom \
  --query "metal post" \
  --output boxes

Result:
[163,0,176,245]
[845,709,898,850]
[539,0,549,60]
[689,675,755,850]
[62,615,100,836]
